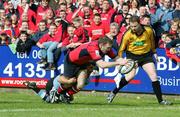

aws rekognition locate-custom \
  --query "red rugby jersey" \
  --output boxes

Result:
[69,41,116,65]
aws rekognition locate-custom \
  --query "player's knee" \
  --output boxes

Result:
[76,83,84,90]
[125,72,135,81]
[150,73,158,81]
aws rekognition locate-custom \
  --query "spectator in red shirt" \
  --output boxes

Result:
[158,31,169,48]
[18,21,35,36]
[37,23,59,70]
[54,16,68,42]
[17,0,36,25]
[19,12,36,32]
[89,0,99,11]
[11,14,19,38]
[169,18,179,38]
[147,0,157,14]
[100,0,117,27]
[71,4,93,29]
[72,17,89,42]
[1,17,13,38]
[55,3,67,17]
[53,16,69,64]
[61,25,82,52]
[114,2,130,25]
[36,0,51,25]
[31,20,48,44]
[88,13,107,41]
[43,8,55,28]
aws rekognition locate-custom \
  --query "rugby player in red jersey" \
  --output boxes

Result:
[49,36,128,103]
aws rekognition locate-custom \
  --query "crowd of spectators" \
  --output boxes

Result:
[0,0,179,69]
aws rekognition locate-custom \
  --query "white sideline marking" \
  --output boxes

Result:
[0,107,180,112]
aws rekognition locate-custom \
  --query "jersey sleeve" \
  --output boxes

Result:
[118,30,129,57]
[149,27,157,53]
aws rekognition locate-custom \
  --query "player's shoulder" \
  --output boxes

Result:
[87,41,99,50]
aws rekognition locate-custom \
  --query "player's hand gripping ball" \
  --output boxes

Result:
[119,59,135,74]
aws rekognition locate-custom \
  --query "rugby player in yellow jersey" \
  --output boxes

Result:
[107,15,172,105]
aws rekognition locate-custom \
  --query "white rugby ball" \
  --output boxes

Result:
[119,60,135,74]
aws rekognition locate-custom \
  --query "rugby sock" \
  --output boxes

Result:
[152,81,163,103]
[38,90,51,102]
[37,90,47,99]
[32,88,40,94]
[112,77,128,94]
[66,86,79,96]
[57,85,66,94]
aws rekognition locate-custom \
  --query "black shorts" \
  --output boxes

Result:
[63,54,90,78]
[126,51,154,66]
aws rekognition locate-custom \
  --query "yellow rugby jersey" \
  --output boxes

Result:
[118,26,156,57]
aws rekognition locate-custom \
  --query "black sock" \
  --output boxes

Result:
[152,81,163,103]
[112,77,128,94]
[32,88,40,94]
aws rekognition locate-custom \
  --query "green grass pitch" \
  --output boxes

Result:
[0,89,180,117]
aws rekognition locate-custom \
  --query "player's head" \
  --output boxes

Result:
[129,15,141,33]
[98,36,113,54]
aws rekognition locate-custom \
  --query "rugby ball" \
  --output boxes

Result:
[119,59,135,74]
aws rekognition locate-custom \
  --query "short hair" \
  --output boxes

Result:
[20,31,28,36]
[122,2,129,8]
[129,15,140,23]
[161,31,169,35]
[49,23,57,27]
[93,13,101,18]
[59,3,67,6]
[39,20,47,25]
[110,22,119,29]
[142,14,150,19]
[166,33,175,39]
[98,36,113,45]
[0,33,8,39]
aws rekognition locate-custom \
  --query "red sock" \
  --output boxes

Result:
[67,86,80,96]
[57,85,66,94]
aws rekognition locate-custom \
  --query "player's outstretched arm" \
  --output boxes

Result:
[96,59,128,69]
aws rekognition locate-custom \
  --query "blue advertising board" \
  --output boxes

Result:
[0,46,179,94]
